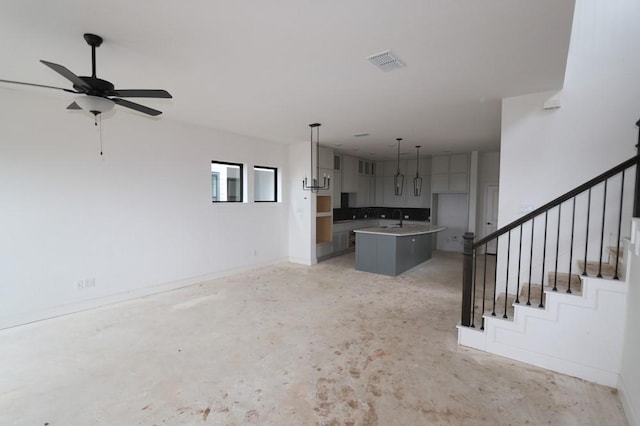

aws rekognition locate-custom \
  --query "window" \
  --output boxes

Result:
[211,161,243,202]
[254,166,277,202]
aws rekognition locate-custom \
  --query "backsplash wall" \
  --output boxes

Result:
[333,207,430,222]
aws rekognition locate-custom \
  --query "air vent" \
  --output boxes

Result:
[353,133,370,137]
[367,50,405,72]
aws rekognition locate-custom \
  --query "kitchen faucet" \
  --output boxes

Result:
[392,209,403,228]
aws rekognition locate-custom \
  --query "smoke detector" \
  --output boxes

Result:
[367,50,405,72]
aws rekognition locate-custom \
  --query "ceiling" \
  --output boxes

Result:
[0,1,575,160]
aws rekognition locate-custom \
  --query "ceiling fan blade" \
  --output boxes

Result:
[40,60,91,91]
[66,101,81,110]
[111,89,172,99]
[112,98,162,116]
[0,78,78,93]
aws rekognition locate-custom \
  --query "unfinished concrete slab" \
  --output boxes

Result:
[0,252,627,425]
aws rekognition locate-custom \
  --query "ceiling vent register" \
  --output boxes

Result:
[367,50,405,72]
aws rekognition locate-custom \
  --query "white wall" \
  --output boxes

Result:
[476,151,500,238]
[499,0,640,229]
[498,0,640,292]
[288,142,314,265]
[620,219,640,426]
[0,89,290,329]
[498,0,640,421]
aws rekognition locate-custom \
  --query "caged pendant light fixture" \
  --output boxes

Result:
[413,145,423,196]
[394,138,404,195]
[302,123,330,192]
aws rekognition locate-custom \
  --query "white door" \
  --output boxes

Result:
[484,185,499,254]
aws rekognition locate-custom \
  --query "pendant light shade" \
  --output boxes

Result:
[302,123,330,192]
[413,145,423,196]
[394,138,404,196]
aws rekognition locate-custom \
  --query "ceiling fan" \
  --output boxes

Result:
[0,33,172,117]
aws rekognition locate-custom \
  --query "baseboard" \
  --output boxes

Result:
[289,256,316,265]
[0,257,289,330]
[618,374,639,426]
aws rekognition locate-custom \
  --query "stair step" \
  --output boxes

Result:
[608,246,624,261]
[546,272,582,291]
[490,293,516,320]
[519,283,582,306]
[576,260,622,279]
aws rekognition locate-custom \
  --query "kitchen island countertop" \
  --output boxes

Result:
[353,224,446,236]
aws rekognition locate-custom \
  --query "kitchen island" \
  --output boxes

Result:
[353,224,446,276]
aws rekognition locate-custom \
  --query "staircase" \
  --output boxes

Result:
[460,246,629,387]
[457,143,640,388]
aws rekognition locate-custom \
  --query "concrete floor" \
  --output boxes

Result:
[0,252,628,425]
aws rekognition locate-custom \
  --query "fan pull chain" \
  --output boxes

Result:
[98,114,104,156]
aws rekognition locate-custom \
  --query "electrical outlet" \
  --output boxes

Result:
[75,278,96,289]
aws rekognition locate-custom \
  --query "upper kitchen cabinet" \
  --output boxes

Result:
[318,146,333,170]
[431,154,468,193]
[342,155,359,193]
[332,154,342,208]
[379,159,408,207]
[406,155,431,208]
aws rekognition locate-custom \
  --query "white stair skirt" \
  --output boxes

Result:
[458,266,629,387]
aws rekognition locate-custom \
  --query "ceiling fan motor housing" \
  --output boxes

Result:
[76,76,114,96]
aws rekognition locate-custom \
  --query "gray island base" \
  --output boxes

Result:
[354,224,447,276]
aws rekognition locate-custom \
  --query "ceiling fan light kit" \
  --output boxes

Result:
[74,95,115,116]
[0,33,172,119]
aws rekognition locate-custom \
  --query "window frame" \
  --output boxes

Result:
[211,160,244,203]
[253,165,278,203]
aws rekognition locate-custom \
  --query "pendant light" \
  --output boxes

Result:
[413,145,423,196]
[302,123,330,192]
[394,138,404,195]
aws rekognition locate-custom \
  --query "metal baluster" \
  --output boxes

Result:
[504,231,511,319]
[554,205,561,291]
[516,225,523,304]
[471,248,478,327]
[567,197,576,294]
[492,238,499,316]
[481,243,488,330]
[583,189,591,276]
[598,180,608,278]
[540,211,548,308]
[614,171,625,280]
[527,218,535,306]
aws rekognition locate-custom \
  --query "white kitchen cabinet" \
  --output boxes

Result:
[356,175,375,207]
[431,173,449,193]
[379,159,408,207]
[318,147,333,169]
[431,153,468,193]
[332,170,342,208]
[450,154,468,173]
[374,170,384,206]
[449,173,468,192]
[342,155,359,193]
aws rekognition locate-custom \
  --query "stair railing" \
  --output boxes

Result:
[461,120,640,329]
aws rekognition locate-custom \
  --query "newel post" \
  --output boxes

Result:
[634,118,640,217]
[461,232,475,327]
